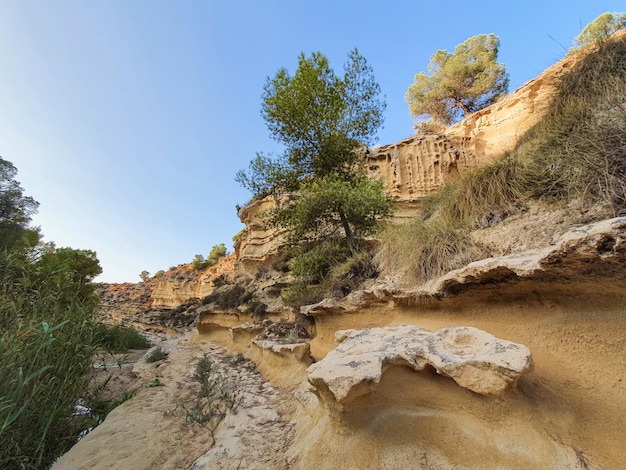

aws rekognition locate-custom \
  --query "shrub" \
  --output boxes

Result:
[93,324,151,353]
[289,237,352,284]
[206,243,227,266]
[201,284,267,315]
[191,244,228,271]
[437,156,529,228]
[413,119,446,133]
[191,254,208,271]
[327,251,378,296]
[174,354,244,443]
[283,245,377,308]
[0,250,100,469]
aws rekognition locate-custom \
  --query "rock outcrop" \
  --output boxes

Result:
[98,255,236,331]
[150,255,235,307]
[303,217,626,318]
[307,325,533,405]
[424,216,626,297]
[235,196,287,276]
[364,134,475,209]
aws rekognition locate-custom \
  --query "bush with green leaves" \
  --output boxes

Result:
[574,12,626,48]
[93,323,151,353]
[283,240,378,308]
[191,243,228,271]
[0,248,102,469]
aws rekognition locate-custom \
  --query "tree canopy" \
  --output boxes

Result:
[273,174,392,248]
[236,49,386,196]
[574,12,626,47]
[0,157,40,251]
[405,34,509,126]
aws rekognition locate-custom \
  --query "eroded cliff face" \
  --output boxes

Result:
[98,255,236,330]
[234,197,286,277]
[150,255,235,307]
[194,216,626,469]
[72,39,626,470]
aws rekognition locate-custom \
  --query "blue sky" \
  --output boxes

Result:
[0,1,622,283]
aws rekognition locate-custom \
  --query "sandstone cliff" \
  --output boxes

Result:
[98,254,236,330]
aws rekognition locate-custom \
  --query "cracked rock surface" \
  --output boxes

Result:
[307,325,533,403]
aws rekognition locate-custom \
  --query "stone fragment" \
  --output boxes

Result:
[307,325,533,403]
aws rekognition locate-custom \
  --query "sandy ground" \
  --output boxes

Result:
[53,333,295,470]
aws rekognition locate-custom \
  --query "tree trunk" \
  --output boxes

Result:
[455,100,471,116]
[339,211,353,247]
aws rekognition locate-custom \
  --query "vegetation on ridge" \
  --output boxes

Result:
[574,11,626,48]
[191,243,228,271]
[384,28,626,285]
[405,33,509,127]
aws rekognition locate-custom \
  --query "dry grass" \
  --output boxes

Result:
[381,216,487,286]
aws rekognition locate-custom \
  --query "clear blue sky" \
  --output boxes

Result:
[0,1,622,283]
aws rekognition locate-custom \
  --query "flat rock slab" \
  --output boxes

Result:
[307,325,533,403]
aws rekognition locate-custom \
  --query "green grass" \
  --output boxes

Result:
[0,251,100,469]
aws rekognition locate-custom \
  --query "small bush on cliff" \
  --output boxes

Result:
[283,244,378,308]
[201,284,267,315]
[574,12,626,48]
[191,243,228,271]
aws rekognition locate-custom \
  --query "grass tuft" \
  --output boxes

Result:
[381,217,487,286]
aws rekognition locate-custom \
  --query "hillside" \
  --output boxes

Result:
[55,32,626,470]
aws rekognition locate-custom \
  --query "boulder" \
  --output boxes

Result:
[307,325,533,404]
